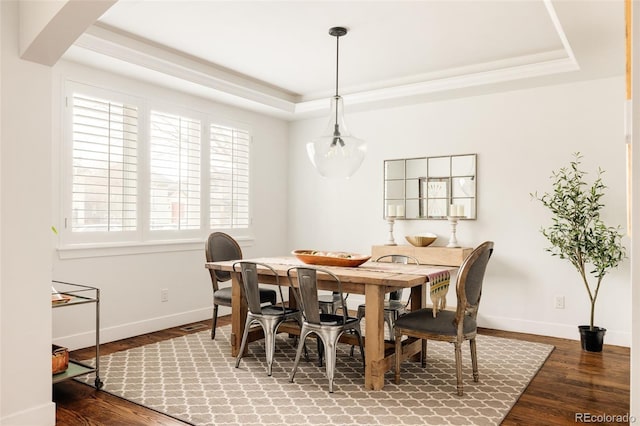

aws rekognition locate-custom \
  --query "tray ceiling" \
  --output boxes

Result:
[63,0,624,119]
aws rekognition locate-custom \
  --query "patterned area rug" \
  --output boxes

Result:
[80,325,553,426]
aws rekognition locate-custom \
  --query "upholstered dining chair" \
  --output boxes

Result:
[233,261,304,376]
[394,241,494,396]
[287,266,364,393]
[205,232,276,339]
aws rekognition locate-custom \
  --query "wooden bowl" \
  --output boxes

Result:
[405,234,437,247]
[292,250,371,267]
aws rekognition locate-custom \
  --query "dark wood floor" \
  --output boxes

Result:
[54,316,630,425]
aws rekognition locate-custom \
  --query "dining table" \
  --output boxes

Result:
[205,256,455,391]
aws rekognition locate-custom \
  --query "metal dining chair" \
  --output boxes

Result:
[356,254,420,340]
[287,266,364,393]
[205,232,276,339]
[317,290,350,364]
[348,254,419,357]
[233,261,304,376]
[318,292,348,315]
[394,241,494,396]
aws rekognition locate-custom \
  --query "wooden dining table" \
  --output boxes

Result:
[205,256,454,391]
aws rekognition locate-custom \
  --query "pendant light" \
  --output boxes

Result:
[307,27,366,179]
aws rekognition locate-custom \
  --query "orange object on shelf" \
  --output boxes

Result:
[52,344,69,374]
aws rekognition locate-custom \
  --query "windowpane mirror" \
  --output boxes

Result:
[383,154,477,220]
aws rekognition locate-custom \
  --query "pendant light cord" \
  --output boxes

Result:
[334,34,340,128]
[335,34,340,98]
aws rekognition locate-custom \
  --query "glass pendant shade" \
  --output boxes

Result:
[307,95,366,178]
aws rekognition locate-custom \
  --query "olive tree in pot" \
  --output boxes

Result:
[532,153,626,352]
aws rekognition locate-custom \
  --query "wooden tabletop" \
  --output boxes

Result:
[205,256,454,290]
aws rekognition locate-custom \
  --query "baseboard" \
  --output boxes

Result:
[480,314,631,347]
[52,307,631,350]
[1,401,55,426]
[53,307,214,350]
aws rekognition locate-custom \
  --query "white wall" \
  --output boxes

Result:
[1,1,56,424]
[289,76,631,347]
[50,61,290,349]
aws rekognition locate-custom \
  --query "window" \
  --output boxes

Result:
[70,93,138,233]
[62,83,252,249]
[210,124,250,229]
[150,111,201,230]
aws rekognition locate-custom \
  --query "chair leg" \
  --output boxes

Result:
[470,338,479,382]
[324,335,338,393]
[394,330,402,384]
[317,337,324,367]
[454,341,463,396]
[264,319,279,377]
[235,317,253,369]
[295,317,310,362]
[356,329,365,370]
[211,304,219,339]
[290,328,311,384]
[421,339,427,368]
[384,311,395,342]
[303,339,310,362]
[350,306,366,357]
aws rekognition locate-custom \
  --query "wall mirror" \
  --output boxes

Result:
[383,154,477,220]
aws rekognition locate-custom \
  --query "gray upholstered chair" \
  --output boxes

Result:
[205,232,276,339]
[287,266,364,393]
[394,241,494,396]
[233,261,304,376]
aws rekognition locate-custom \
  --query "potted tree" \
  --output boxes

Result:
[532,153,626,352]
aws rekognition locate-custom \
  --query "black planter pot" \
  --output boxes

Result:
[578,325,606,352]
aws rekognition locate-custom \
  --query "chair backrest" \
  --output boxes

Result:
[374,254,420,300]
[205,232,242,287]
[288,267,347,325]
[455,241,494,321]
[374,254,420,265]
[233,261,284,314]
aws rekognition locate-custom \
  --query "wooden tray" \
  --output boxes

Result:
[292,250,371,267]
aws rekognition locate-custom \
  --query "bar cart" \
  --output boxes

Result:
[51,281,103,389]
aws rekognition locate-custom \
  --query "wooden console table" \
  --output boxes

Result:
[371,245,472,267]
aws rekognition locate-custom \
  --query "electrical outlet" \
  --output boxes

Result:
[161,288,169,302]
[554,295,565,309]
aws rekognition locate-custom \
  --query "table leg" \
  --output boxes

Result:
[410,282,425,311]
[230,272,247,357]
[364,284,385,390]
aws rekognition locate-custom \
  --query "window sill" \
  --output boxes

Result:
[57,236,255,259]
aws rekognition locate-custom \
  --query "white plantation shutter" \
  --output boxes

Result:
[63,83,254,249]
[210,124,250,229]
[71,94,138,232]
[149,111,201,230]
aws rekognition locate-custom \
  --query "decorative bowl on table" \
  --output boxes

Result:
[292,250,371,267]
[405,233,438,247]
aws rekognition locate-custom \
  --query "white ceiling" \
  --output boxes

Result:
[63,0,625,120]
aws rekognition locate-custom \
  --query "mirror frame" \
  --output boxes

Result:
[383,153,477,220]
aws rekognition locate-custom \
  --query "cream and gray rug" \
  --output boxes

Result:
[80,325,553,426]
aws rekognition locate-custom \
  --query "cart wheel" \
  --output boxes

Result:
[95,378,104,389]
